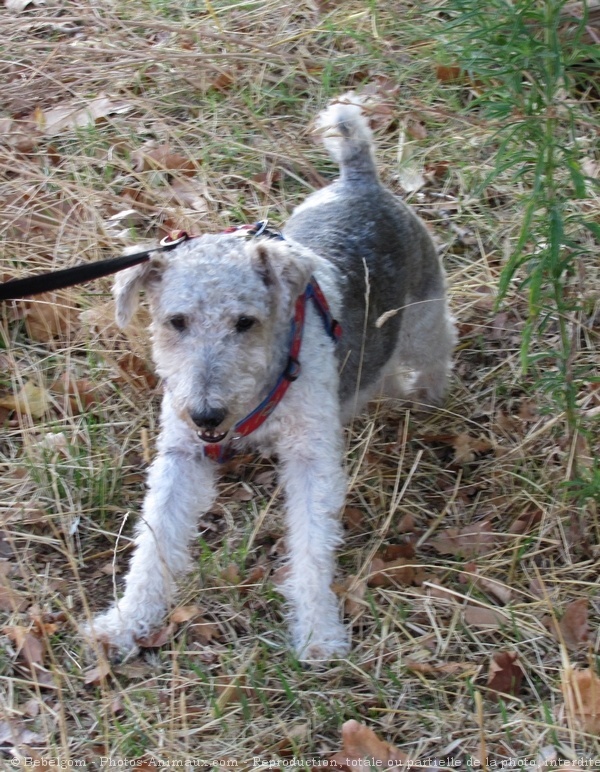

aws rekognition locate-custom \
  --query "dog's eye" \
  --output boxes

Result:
[168,314,188,332]
[235,316,256,333]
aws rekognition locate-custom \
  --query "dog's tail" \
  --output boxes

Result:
[315,92,378,183]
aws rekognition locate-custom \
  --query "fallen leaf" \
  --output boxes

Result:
[397,513,417,533]
[463,606,507,629]
[130,142,196,176]
[334,575,367,618]
[518,399,538,422]
[23,292,79,342]
[0,719,43,747]
[0,381,51,419]
[222,563,241,584]
[509,507,543,535]
[330,719,408,768]
[210,70,236,91]
[170,604,203,624]
[562,667,600,735]
[549,598,589,650]
[0,583,28,612]
[187,618,221,644]
[35,94,131,136]
[380,543,416,561]
[430,520,497,558]
[169,178,209,212]
[451,432,494,464]
[486,651,525,699]
[368,556,420,588]
[343,506,364,532]
[84,660,112,686]
[462,563,512,605]
[22,698,40,718]
[435,64,463,83]
[396,162,426,194]
[405,660,473,677]
[51,374,100,413]
[3,625,52,685]
[137,622,176,648]
[406,114,427,140]
[115,353,158,391]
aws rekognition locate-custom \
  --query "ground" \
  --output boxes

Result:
[0,0,599,767]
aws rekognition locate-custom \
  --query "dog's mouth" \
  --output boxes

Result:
[197,428,229,444]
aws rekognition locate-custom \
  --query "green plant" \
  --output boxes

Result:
[438,0,599,485]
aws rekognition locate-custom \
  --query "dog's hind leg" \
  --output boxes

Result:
[394,291,457,409]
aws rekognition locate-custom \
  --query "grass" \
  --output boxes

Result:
[0,0,599,766]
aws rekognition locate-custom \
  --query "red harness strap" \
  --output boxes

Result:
[202,277,341,463]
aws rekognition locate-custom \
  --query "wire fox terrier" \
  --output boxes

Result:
[86,94,456,661]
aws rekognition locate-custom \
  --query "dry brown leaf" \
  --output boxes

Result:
[170,604,203,624]
[435,64,463,83]
[518,399,538,422]
[0,583,28,612]
[137,622,176,649]
[0,719,43,748]
[430,520,497,558]
[397,513,417,533]
[84,659,112,686]
[131,142,196,176]
[368,556,420,588]
[486,651,525,699]
[210,70,236,92]
[115,353,158,391]
[187,618,221,645]
[51,374,100,413]
[169,178,209,212]
[343,506,364,532]
[35,94,131,136]
[330,719,408,768]
[237,564,267,594]
[406,114,427,140]
[334,575,367,617]
[0,381,51,419]
[405,660,473,677]
[452,432,494,464]
[4,625,50,684]
[562,668,600,735]
[463,606,507,629]
[222,563,241,584]
[22,698,40,718]
[23,292,79,342]
[509,507,543,535]
[462,563,512,605]
[547,598,589,650]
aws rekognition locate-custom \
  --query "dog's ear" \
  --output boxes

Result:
[113,254,167,328]
[249,240,314,303]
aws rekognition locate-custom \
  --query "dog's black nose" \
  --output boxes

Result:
[190,408,227,430]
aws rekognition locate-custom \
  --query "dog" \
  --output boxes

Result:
[85,93,456,661]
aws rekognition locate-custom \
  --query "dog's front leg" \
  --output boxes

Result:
[276,415,349,661]
[85,445,217,659]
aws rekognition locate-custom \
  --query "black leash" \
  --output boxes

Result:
[0,233,189,302]
[0,221,282,302]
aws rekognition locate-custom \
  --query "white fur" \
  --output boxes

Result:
[84,95,455,664]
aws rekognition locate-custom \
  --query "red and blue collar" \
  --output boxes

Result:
[203,275,341,463]
[158,222,343,463]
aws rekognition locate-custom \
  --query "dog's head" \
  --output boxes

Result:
[113,234,314,441]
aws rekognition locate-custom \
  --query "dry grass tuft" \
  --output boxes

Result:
[0,0,598,767]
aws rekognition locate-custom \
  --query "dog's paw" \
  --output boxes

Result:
[294,622,350,663]
[81,609,141,663]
